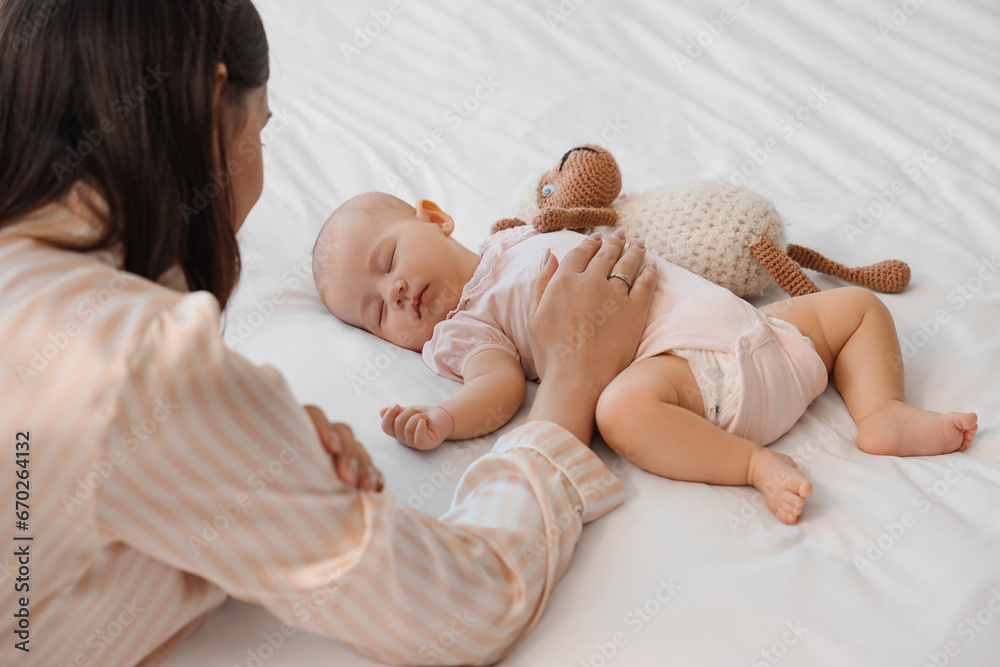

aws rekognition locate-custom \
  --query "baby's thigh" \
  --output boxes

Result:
[761,287,881,374]
[596,353,705,428]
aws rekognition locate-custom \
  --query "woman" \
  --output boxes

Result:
[0,1,655,664]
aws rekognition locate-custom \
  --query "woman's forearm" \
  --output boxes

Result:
[528,371,602,444]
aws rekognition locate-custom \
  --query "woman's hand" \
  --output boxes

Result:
[526,229,656,443]
[303,404,385,492]
[379,404,455,451]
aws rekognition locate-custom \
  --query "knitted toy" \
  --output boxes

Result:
[493,144,911,299]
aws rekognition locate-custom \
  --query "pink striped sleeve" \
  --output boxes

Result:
[98,291,625,665]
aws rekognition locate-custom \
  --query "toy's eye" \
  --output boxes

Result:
[541,184,555,197]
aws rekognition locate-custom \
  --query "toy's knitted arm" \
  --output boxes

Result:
[533,207,618,234]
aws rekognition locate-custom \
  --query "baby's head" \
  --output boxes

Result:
[313,192,481,351]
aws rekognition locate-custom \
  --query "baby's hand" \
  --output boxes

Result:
[379,404,455,451]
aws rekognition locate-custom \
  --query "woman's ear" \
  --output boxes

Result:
[415,199,455,235]
[211,63,229,153]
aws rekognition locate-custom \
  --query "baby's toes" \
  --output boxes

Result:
[777,492,805,524]
[781,490,805,512]
[777,506,800,525]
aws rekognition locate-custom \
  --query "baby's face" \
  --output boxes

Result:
[321,212,479,351]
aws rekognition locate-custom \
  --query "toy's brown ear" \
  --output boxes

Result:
[490,217,527,235]
[788,245,911,293]
[533,207,618,233]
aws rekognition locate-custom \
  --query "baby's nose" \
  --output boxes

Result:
[389,279,407,307]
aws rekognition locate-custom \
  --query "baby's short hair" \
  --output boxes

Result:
[312,192,413,312]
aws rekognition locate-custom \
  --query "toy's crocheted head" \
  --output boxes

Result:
[538,145,621,210]
[528,145,621,232]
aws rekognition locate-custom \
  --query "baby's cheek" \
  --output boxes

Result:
[395,328,428,352]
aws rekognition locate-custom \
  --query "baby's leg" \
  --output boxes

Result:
[761,287,978,456]
[595,353,812,525]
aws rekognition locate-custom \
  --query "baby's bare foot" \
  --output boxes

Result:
[747,447,812,525]
[857,401,978,457]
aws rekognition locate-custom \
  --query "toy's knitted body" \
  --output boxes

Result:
[611,182,787,298]
[497,145,910,299]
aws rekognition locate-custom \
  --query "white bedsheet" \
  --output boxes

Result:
[162,1,1000,665]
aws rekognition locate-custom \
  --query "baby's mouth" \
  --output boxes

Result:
[413,286,428,318]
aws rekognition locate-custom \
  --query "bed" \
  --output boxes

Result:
[161,1,1000,664]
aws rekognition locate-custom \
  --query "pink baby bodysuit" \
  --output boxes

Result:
[422,227,828,445]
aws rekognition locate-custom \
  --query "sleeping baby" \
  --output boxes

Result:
[312,192,978,525]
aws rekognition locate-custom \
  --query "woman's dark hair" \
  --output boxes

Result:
[0,0,269,309]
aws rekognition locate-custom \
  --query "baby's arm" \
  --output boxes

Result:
[380,349,527,451]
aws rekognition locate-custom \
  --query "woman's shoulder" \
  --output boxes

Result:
[0,235,221,384]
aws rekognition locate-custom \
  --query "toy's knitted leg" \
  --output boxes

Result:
[787,245,911,294]
[750,238,820,297]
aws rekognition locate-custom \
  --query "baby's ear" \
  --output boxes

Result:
[415,199,455,235]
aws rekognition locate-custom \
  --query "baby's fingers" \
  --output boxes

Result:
[380,405,403,436]
[407,416,426,448]
[414,419,428,448]
[393,406,422,441]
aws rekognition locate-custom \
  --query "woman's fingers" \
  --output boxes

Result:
[329,422,382,491]
[585,227,629,278]
[529,249,559,314]
[627,260,658,307]
[608,238,647,290]
[304,405,384,492]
